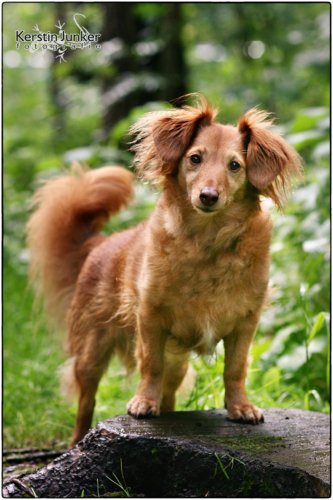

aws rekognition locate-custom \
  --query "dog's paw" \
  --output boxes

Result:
[126,395,160,419]
[226,403,264,425]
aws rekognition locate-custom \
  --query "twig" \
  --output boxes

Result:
[3,448,47,455]
[10,478,37,497]
[4,449,67,464]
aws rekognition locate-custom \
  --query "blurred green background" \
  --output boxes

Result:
[3,3,330,449]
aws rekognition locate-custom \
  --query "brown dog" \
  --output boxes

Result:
[27,95,302,448]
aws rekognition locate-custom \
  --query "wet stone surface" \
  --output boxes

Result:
[2,408,330,498]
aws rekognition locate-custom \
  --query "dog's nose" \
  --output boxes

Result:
[199,188,219,207]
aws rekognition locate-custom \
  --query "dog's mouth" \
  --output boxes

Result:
[195,205,219,215]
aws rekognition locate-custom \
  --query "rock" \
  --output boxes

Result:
[2,408,330,498]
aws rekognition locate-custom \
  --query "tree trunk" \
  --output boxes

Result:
[100,3,187,136]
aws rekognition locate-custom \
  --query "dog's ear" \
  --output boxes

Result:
[238,109,303,207]
[152,115,201,164]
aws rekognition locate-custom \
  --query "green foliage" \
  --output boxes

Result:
[109,101,169,148]
[183,3,329,123]
[3,3,330,448]
[256,108,330,411]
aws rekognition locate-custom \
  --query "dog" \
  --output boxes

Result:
[27,94,302,448]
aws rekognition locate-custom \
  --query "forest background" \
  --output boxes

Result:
[3,2,330,449]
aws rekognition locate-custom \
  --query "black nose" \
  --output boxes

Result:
[199,187,219,207]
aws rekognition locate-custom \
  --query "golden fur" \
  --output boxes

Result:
[27,95,302,448]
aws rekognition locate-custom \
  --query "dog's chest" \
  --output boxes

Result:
[168,243,249,297]
[164,248,259,348]
[140,220,271,352]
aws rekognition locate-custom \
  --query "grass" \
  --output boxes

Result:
[3,263,73,449]
[213,452,246,480]
[104,459,132,497]
[80,461,132,498]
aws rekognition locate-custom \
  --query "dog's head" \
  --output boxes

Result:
[131,94,302,211]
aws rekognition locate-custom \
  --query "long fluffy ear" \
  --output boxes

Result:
[152,113,203,163]
[130,94,218,184]
[238,108,303,208]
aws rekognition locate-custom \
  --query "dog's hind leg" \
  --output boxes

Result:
[68,329,115,448]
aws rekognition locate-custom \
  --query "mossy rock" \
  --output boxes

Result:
[3,408,330,498]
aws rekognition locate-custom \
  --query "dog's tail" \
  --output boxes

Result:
[26,162,134,326]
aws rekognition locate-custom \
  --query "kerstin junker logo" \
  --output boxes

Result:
[15,13,101,63]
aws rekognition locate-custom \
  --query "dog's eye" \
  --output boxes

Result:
[190,154,201,165]
[229,161,241,172]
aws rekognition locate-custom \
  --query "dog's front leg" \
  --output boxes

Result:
[127,314,167,418]
[223,313,264,425]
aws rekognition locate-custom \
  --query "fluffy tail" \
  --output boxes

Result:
[26,162,134,326]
